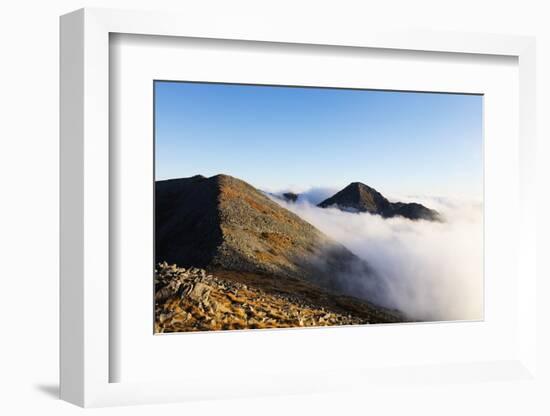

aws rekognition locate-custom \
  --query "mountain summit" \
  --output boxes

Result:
[318,182,440,221]
[318,182,391,213]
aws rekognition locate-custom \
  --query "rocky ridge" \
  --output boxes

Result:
[156,174,379,294]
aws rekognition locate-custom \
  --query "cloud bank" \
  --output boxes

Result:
[270,190,483,322]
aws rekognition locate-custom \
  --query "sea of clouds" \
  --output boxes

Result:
[269,188,484,322]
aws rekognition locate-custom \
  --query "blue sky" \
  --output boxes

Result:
[155,81,483,198]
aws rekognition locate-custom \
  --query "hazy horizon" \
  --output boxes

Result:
[155,81,483,199]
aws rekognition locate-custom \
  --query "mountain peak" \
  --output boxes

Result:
[318,182,440,221]
[318,181,391,214]
[348,181,369,188]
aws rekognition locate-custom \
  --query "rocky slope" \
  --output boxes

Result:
[155,174,399,330]
[318,182,440,221]
[156,174,381,294]
[155,263,402,333]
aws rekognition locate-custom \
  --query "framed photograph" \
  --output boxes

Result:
[152,80,482,334]
[60,8,537,407]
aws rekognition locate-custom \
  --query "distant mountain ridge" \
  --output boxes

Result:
[318,182,440,221]
[282,192,299,202]
[265,191,300,203]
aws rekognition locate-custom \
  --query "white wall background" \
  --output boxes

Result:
[0,1,548,415]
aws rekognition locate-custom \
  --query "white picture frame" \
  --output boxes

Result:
[60,7,537,407]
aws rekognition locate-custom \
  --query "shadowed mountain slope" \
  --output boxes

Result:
[318,182,440,221]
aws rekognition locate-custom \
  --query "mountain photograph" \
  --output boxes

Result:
[154,81,483,333]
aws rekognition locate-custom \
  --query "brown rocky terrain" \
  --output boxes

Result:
[155,263,403,333]
[155,174,401,332]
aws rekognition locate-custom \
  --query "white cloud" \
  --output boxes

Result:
[271,191,483,322]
